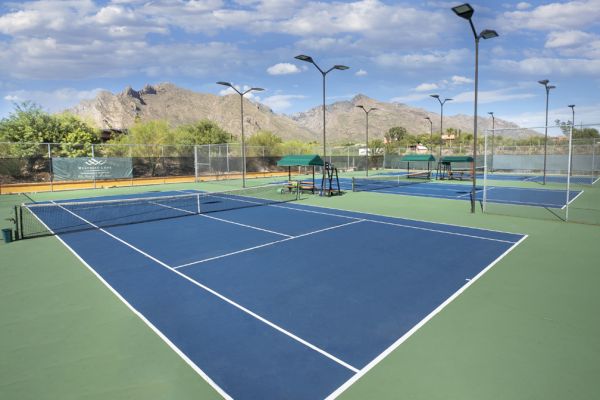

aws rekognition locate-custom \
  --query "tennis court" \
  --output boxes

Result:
[19,185,525,400]
[345,178,582,209]
[378,171,598,185]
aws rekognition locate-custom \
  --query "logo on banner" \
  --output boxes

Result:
[84,158,107,166]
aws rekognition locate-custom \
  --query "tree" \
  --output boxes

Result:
[555,119,600,139]
[246,131,283,156]
[385,126,408,142]
[0,102,99,158]
[174,119,231,146]
[54,113,99,157]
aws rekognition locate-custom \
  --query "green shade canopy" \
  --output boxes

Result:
[277,154,324,167]
[440,156,474,163]
[400,154,436,162]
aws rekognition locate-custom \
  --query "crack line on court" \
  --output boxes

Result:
[50,201,361,374]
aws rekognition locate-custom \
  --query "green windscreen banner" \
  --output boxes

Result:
[52,157,133,180]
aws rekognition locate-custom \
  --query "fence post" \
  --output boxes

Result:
[226,143,230,174]
[194,145,198,183]
[48,143,53,192]
[92,143,96,189]
[130,144,134,186]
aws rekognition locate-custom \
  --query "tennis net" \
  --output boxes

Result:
[16,183,299,239]
[352,171,431,192]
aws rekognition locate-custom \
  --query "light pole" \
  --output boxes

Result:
[216,81,264,188]
[295,55,349,160]
[488,111,495,172]
[356,105,377,176]
[425,117,433,151]
[539,79,556,185]
[430,95,452,160]
[452,3,499,214]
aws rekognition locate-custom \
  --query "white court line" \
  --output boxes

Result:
[50,201,360,374]
[567,190,584,205]
[273,203,520,244]
[325,233,529,400]
[175,219,365,269]
[365,219,516,244]
[184,188,524,239]
[35,203,233,400]
[149,200,293,238]
[456,189,480,198]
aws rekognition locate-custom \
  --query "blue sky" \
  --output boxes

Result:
[0,0,598,130]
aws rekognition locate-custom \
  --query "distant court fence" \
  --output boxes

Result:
[481,125,600,226]
[0,142,385,193]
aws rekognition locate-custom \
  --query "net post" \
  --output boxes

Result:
[18,205,24,239]
[196,193,201,214]
[566,122,573,221]
[13,205,19,240]
[352,177,356,192]
[296,180,300,200]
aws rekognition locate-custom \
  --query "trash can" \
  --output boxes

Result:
[2,228,13,243]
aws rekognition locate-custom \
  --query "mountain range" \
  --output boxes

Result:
[67,83,534,143]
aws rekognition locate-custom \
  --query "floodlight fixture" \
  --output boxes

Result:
[430,94,440,99]
[295,54,314,63]
[452,3,474,19]
[334,65,349,70]
[538,79,549,85]
[548,85,556,90]
[480,29,498,39]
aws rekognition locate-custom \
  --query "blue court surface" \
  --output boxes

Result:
[26,189,526,400]
[344,178,582,208]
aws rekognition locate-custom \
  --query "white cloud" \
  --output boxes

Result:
[260,94,305,112]
[501,104,600,129]
[3,87,104,113]
[496,57,600,76]
[451,75,473,85]
[266,63,301,75]
[499,0,600,32]
[355,69,367,76]
[516,2,532,10]
[414,83,438,92]
[545,30,595,48]
[451,88,536,104]
[389,93,431,103]
[375,49,469,68]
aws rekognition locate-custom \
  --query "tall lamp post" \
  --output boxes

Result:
[430,95,453,160]
[539,79,556,185]
[425,116,433,149]
[295,55,349,160]
[356,105,377,176]
[216,81,264,188]
[488,111,495,172]
[452,3,499,214]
